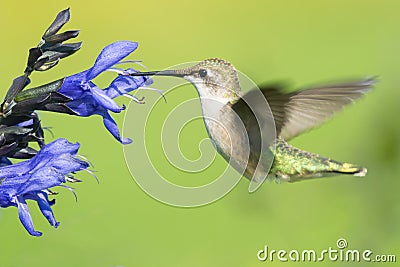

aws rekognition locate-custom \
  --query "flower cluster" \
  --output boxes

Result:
[0,9,150,236]
[0,139,89,236]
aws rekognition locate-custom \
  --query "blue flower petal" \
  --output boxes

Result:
[16,196,42,236]
[65,93,98,117]
[90,85,124,113]
[17,168,66,196]
[0,138,89,236]
[20,138,81,174]
[58,70,90,99]
[105,70,153,99]
[39,138,80,155]
[52,155,89,174]
[54,42,146,144]
[86,41,138,80]
[102,112,132,144]
[26,191,59,228]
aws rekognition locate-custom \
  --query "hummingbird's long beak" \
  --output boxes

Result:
[127,69,187,77]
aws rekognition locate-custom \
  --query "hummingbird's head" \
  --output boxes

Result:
[178,58,241,103]
[131,58,242,103]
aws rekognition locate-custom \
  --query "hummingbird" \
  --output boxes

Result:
[129,58,374,190]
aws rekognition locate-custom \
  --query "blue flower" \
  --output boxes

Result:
[58,41,152,144]
[0,138,89,236]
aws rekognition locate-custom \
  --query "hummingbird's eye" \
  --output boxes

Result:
[199,69,208,78]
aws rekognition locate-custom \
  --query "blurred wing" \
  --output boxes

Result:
[255,78,375,140]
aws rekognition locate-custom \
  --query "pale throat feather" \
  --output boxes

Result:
[192,84,244,163]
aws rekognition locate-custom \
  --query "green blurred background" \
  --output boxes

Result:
[0,0,399,266]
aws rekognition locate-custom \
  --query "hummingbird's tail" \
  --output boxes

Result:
[329,161,367,177]
[270,139,367,182]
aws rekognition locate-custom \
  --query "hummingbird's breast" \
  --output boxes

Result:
[200,99,274,183]
[200,101,256,177]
